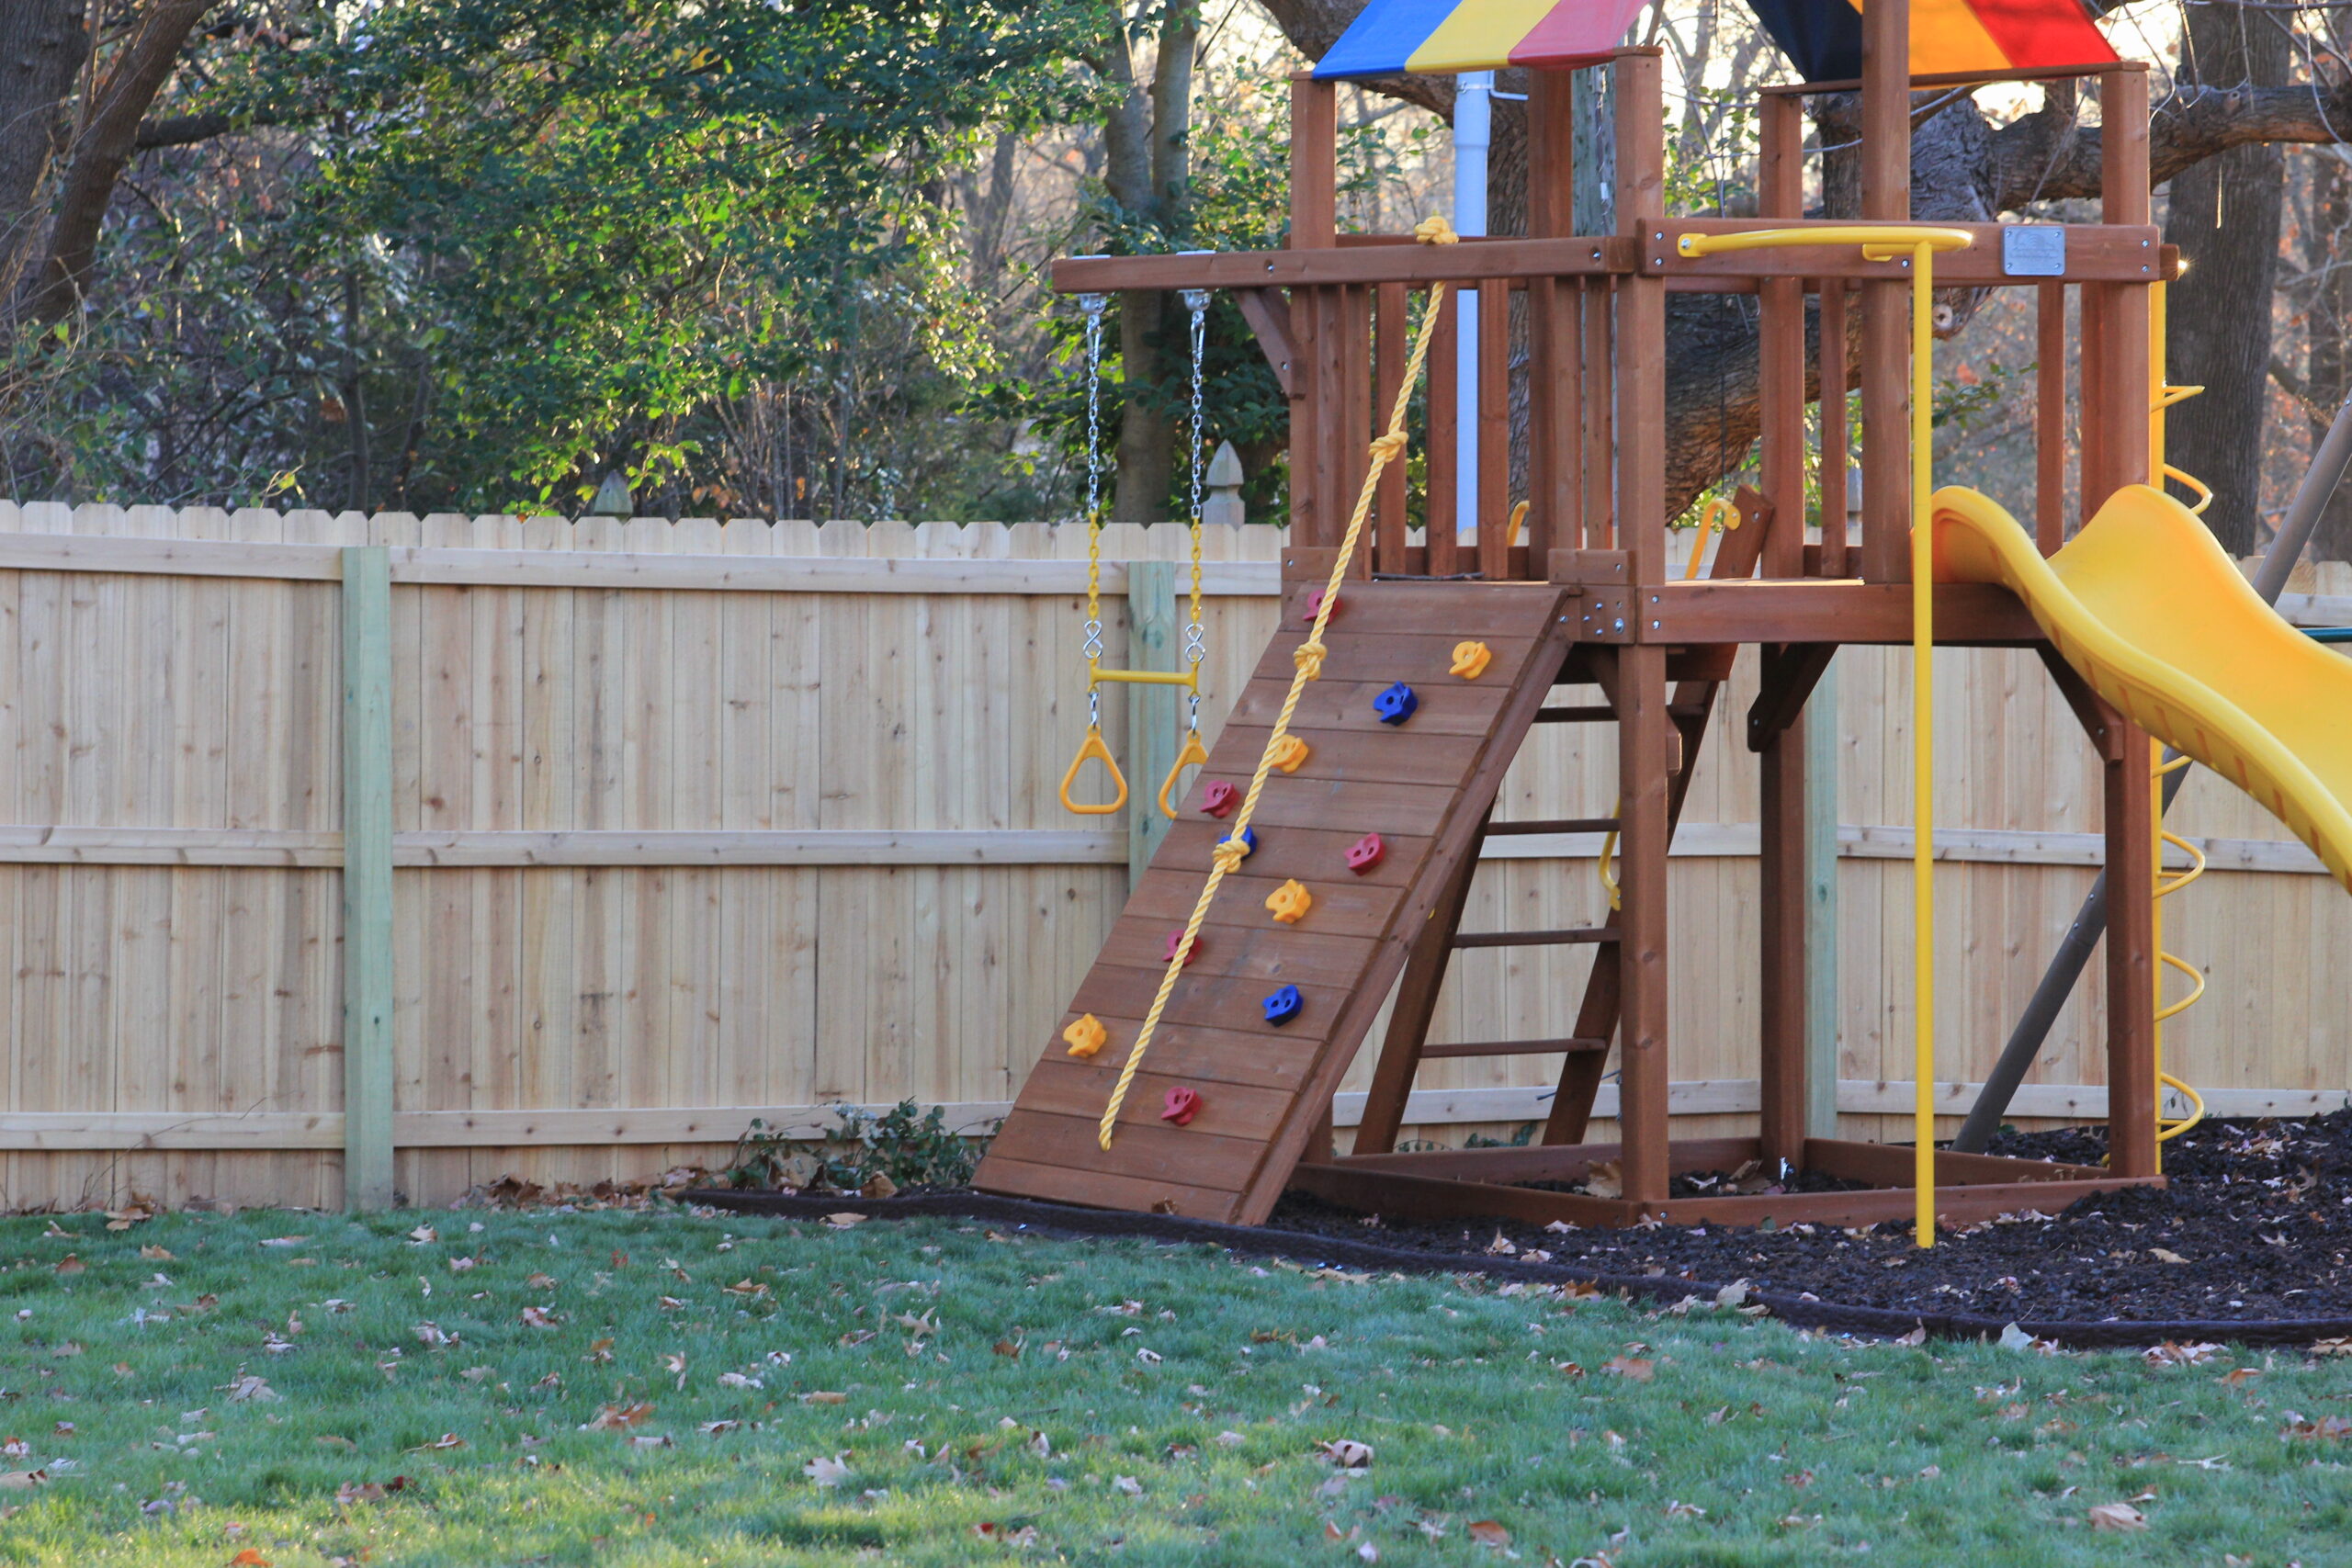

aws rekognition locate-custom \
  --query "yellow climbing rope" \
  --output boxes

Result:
[1094,215,1461,1151]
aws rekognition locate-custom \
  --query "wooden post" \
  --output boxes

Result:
[1614,642,1672,1205]
[1759,704,1808,1168]
[1526,69,1577,567]
[2096,64,2153,498]
[340,545,396,1211]
[1804,661,1842,1140]
[1374,282,1408,572]
[1857,0,1911,582]
[1427,288,1460,574]
[1289,73,1338,545]
[1758,94,1808,579]
[1614,48,1667,585]
[1126,558,1179,884]
[1818,284,1850,576]
[1476,276,1510,578]
[2103,719,2160,1177]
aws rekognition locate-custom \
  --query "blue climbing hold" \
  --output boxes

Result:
[1220,825,1258,860]
[1373,682,1419,725]
[1262,984,1304,1026]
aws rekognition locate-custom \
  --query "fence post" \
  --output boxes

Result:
[340,546,397,1209]
[1126,558,1178,885]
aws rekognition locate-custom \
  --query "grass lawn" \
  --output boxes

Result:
[0,1205,2346,1565]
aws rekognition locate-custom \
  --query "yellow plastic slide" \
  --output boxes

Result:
[1932,482,2352,893]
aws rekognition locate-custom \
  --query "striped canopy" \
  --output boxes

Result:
[1313,0,2116,82]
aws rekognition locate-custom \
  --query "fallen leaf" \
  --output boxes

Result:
[581,1403,654,1432]
[2087,1502,2148,1533]
[803,1452,851,1488]
[2143,1341,2222,1368]
[718,1371,762,1389]
[227,1551,273,1567]
[224,1375,277,1403]
[699,1419,741,1436]
[257,1236,309,1248]
[798,1391,848,1405]
[1582,1159,1624,1200]
[519,1306,560,1329]
[1601,1356,1655,1382]
[1318,1438,1374,1469]
[2148,1247,2189,1265]
[407,1226,438,1245]
[1113,1474,1143,1496]
[315,1435,356,1450]
[823,1213,867,1229]
[139,1245,174,1262]
[0,1472,45,1491]
[1467,1519,1511,1550]
[526,1272,559,1291]
[52,1256,83,1277]
[405,1433,466,1453]
[2220,1367,2260,1388]
[1894,1326,1928,1348]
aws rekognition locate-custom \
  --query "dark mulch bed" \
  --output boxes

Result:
[689,1111,2352,1344]
[1264,1113,2352,1325]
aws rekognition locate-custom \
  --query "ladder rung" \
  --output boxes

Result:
[1484,817,1618,837]
[1419,1036,1611,1060]
[1534,705,1615,723]
[1451,927,1620,949]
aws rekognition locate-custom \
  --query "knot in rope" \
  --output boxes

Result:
[1210,840,1248,874]
[1292,639,1329,681]
[1368,430,1409,462]
[1414,215,1459,246]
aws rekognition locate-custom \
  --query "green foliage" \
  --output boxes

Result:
[724,1100,985,1193]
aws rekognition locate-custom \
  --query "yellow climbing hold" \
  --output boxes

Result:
[1062,1013,1108,1058]
[1265,878,1314,925]
[1450,640,1493,680]
[1270,734,1311,773]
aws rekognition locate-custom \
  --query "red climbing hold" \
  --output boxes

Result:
[1306,587,1341,624]
[1164,929,1202,966]
[1201,780,1239,818]
[1160,1087,1203,1126]
[1345,831,1385,875]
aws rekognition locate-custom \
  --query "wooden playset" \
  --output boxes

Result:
[972,0,2352,1240]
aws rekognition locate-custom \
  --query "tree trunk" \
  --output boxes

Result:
[0,0,88,335]
[21,0,216,328]
[2308,152,2352,560]
[2162,5,2290,554]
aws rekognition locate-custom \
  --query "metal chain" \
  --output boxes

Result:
[1179,288,1209,732]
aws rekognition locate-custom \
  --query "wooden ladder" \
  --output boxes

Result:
[1349,496,1777,1153]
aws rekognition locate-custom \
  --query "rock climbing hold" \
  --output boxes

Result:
[1270,734,1311,773]
[1159,1087,1202,1126]
[1450,640,1493,680]
[1262,984,1303,1026]
[1265,878,1314,924]
[1345,832,1385,875]
[1201,780,1239,818]
[1062,1013,1107,1059]
[1306,587,1341,624]
[1373,682,1419,726]
[1220,825,1257,861]
[1164,929,1202,967]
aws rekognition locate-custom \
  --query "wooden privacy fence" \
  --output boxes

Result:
[2,499,2350,1211]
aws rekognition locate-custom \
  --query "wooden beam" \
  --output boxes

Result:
[1051,236,1635,293]
[1647,220,2164,285]
[339,545,397,1212]
[1858,0,1910,583]
[1614,642,1673,1204]
[1235,288,1299,397]
[1614,48,1668,586]
[2036,282,2067,552]
[1746,643,1837,750]
[2105,712,2161,1178]
[1643,581,2041,645]
[1758,95,1809,579]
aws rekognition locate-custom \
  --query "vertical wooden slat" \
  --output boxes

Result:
[2035,281,2067,552]
[1125,558,1178,883]
[1427,288,1460,575]
[1758,94,1807,579]
[1343,285,1375,576]
[1584,280,1615,547]
[1818,284,1850,576]
[2098,65,2154,498]
[1476,277,1510,579]
[1857,0,1911,583]
[339,546,396,1210]
[1289,74,1338,547]
[1374,282,1408,572]
[1526,68,1577,570]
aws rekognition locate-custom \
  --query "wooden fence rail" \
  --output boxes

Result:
[0,498,2347,1210]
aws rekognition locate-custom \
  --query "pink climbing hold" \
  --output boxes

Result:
[1160,1087,1203,1126]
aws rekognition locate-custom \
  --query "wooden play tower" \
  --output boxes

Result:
[976,2,2177,1232]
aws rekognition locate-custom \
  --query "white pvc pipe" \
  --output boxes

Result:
[1453,72,1492,548]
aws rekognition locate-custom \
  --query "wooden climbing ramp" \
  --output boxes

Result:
[974,580,1576,1225]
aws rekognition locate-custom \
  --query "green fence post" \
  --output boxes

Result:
[340,546,396,1209]
[1126,558,1179,886]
